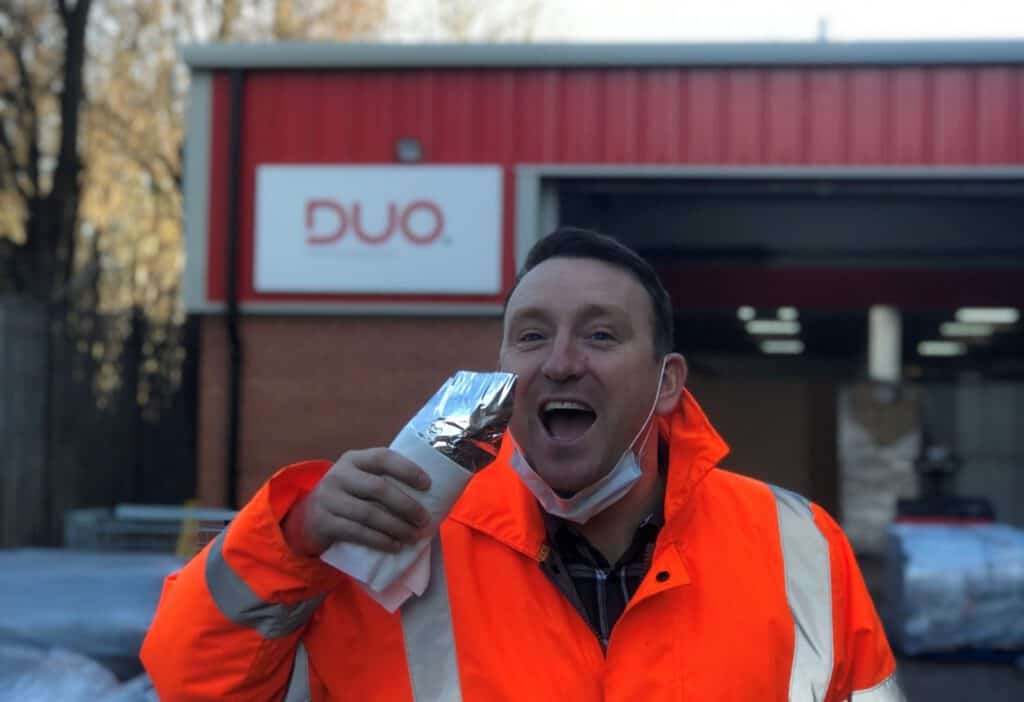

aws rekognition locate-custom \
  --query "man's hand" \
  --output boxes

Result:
[282,448,432,557]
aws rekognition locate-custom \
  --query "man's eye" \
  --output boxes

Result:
[589,330,616,342]
[517,331,544,343]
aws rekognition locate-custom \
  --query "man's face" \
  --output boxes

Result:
[499,257,664,493]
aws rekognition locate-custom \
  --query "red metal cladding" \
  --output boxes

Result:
[764,70,804,164]
[205,65,1024,305]
[656,265,1024,311]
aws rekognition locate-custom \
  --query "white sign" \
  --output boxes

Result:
[255,165,503,295]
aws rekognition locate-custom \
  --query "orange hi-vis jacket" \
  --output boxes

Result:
[141,390,904,701]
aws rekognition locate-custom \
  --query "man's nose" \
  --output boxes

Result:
[541,334,585,381]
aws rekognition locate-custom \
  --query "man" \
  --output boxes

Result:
[142,228,904,701]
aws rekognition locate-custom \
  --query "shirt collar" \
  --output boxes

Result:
[541,491,665,548]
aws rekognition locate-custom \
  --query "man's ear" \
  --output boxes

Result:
[655,353,688,416]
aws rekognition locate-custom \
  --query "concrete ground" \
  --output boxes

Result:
[898,658,1024,702]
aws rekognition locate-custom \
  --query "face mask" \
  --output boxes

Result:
[509,358,667,524]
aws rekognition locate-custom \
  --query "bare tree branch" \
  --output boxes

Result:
[48,0,92,293]
[4,33,41,196]
[52,0,90,195]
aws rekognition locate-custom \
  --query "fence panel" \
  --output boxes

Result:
[0,297,47,546]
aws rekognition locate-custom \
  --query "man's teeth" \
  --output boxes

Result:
[543,400,591,412]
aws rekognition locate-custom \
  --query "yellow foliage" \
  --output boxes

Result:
[0,192,26,243]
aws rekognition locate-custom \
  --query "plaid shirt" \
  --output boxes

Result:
[540,510,664,649]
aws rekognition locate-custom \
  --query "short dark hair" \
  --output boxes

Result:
[505,227,675,357]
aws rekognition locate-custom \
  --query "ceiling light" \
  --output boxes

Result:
[940,322,993,338]
[737,306,756,321]
[777,306,799,321]
[746,320,801,335]
[955,307,1019,325]
[760,340,805,354]
[918,340,967,357]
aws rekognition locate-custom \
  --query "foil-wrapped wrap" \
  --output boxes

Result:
[409,371,516,473]
[321,370,516,612]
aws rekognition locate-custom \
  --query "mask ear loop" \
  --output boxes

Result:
[626,356,669,460]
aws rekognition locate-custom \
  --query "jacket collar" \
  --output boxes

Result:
[448,388,730,558]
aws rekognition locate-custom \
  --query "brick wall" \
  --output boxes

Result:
[197,315,837,513]
[197,315,503,505]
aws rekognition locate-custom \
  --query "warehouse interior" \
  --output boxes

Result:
[550,174,1024,539]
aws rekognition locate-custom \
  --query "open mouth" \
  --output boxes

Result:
[540,400,597,443]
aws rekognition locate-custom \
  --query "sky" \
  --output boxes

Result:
[533,0,1024,42]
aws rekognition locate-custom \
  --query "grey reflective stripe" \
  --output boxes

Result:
[851,674,907,702]
[205,529,324,638]
[400,537,463,702]
[283,643,311,702]
[771,486,834,702]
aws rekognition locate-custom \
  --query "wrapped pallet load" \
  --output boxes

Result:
[885,522,1024,655]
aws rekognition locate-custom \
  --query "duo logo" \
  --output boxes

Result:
[305,200,445,246]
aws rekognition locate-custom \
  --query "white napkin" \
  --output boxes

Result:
[320,424,474,612]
